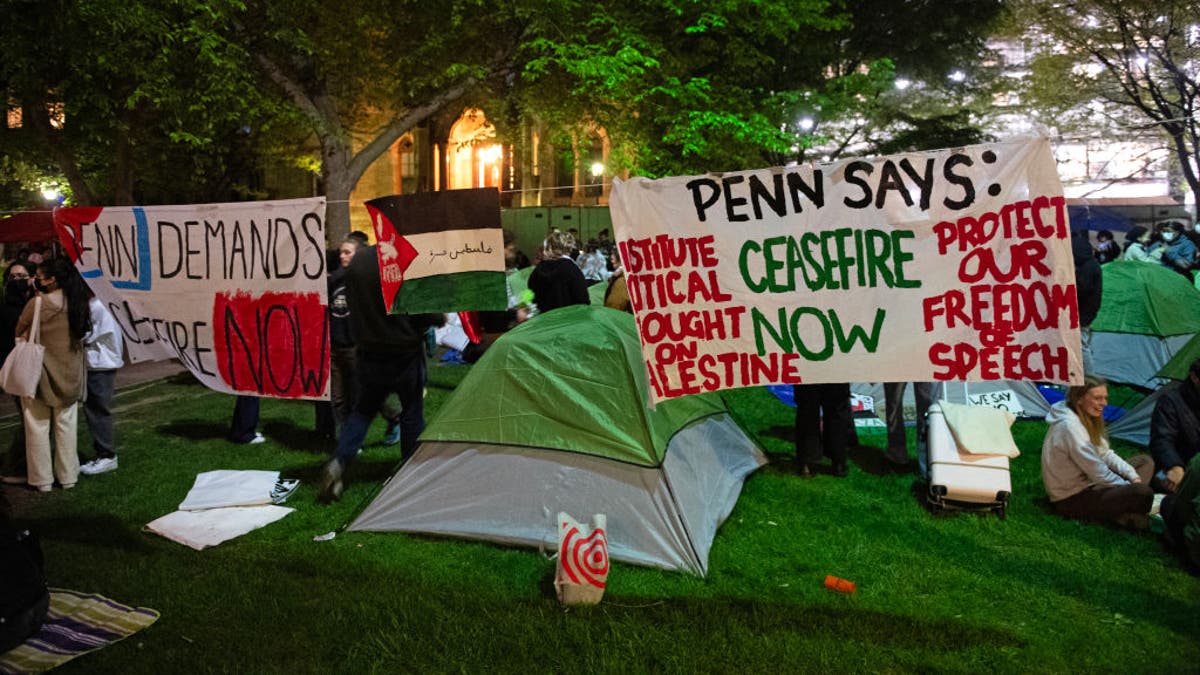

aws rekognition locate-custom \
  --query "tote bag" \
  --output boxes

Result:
[0,296,45,398]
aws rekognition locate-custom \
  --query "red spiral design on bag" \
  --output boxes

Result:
[560,525,609,588]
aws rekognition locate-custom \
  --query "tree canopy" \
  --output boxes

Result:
[4,0,1007,240]
[1011,0,1200,208]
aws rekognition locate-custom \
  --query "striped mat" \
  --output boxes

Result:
[0,589,159,674]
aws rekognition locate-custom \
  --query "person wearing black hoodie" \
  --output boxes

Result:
[528,230,588,314]
[318,245,443,502]
[0,261,35,484]
[1072,228,1102,375]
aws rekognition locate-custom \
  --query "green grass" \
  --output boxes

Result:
[4,367,1198,674]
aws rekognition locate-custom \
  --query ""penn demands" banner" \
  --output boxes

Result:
[54,198,329,400]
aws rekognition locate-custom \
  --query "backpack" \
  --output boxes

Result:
[0,522,49,652]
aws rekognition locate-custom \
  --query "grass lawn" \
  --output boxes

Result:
[3,365,1198,673]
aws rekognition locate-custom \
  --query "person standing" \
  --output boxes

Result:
[1073,228,1102,375]
[793,383,852,477]
[227,395,264,445]
[324,237,402,445]
[0,262,35,484]
[78,291,124,475]
[318,244,443,502]
[16,258,91,492]
[528,230,588,314]
[883,381,943,477]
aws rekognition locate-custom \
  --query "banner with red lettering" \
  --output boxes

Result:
[609,137,1082,403]
[54,198,329,400]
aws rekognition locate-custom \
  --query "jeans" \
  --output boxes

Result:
[84,369,117,458]
[884,381,943,478]
[335,349,426,465]
[228,396,260,443]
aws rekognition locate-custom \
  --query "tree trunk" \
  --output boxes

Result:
[321,137,355,244]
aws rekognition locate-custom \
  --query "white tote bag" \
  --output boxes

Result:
[554,512,609,606]
[0,296,45,398]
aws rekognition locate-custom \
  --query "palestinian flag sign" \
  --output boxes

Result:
[366,188,506,314]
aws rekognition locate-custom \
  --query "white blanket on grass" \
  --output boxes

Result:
[145,470,299,550]
[145,506,293,551]
[178,470,298,510]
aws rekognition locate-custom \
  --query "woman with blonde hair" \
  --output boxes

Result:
[528,230,588,314]
[1041,375,1158,527]
[15,257,91,492]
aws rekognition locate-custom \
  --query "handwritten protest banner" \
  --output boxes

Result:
[54,198,329,400]
[608,137,1082,403]
[366,188,506,314]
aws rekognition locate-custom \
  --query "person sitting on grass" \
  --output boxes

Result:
[1121,226,1162,263]
[1159,220,1197,277]
[1162,452,1200,573]
[1149,357,1200,494]
[1041,375,1160,529]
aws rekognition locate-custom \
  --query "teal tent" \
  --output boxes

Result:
[350,305,765,575]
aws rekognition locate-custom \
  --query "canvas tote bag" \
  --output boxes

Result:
[0,296,45,398]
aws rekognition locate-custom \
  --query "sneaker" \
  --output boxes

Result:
[248,432,266,445]
[80,456,119,475]
[61,483,75,490]
[34,484,52,493]
[383,422,401,447]
[317,458,344,504]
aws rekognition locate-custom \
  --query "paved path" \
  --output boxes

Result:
[0,359,188,419]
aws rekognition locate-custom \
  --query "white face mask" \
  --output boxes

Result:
[1162,231,1178,242]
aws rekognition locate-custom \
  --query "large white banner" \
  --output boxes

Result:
[609,137,1083,403]
[54,198,329,400]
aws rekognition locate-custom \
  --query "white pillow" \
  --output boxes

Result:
[938,400,1020,458]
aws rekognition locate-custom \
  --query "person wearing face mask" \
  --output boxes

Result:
[1041,375,1160,528]
[1158,221,1197,277]
[15,258,91,492]
[0,262,35,484]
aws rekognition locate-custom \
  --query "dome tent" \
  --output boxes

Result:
[1090,261,1200,389]
[350,305,766,576]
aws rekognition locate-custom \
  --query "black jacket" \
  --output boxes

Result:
[1149,378,1200,472]
[1072,231,1102,327]
[528,258,589,314]
[345,245,443,355]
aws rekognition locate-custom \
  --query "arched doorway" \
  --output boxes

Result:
[447,108,503,190]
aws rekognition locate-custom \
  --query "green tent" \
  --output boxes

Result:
[1091,262,1200,335]
[1099,263,1200,445]
[1089,262,1200,389]
[351,305,766,575]
[1158,332,1200,380]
